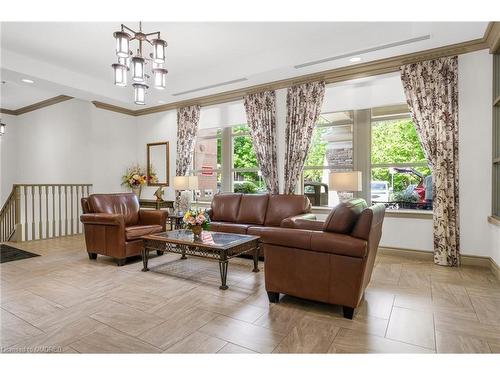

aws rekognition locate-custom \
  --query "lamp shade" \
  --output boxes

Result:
[329,171,362,192]
[173,176,198,190]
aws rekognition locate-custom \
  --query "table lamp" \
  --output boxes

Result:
[173,175,199,214]
[329,171,362,202]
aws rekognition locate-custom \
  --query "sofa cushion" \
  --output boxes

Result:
[247,225,266,237]
[258,227,312,250]
[264,195,311,227]
[89,193,140,226]
[209,222,250,235]
[323,198,367,234]
[211,193,242,222]
[236,194,269,225]
[125,224,163,240]
[310,231,367,258]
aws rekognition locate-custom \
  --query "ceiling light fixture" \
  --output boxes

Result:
[112,22,168,105]
[349,57,362,63]
[21,78,34,84]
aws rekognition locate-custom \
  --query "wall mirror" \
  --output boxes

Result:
[147,141,170,186]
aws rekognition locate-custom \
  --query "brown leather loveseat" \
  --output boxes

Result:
[207,193,315,255]
[258,199,385,319]
[80,193,168,266]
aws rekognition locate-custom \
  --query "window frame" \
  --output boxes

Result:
[300,111,355,205]
[192,129,222,201]
[369,112,432,210]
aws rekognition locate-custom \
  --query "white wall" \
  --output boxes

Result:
[135,111,177,201]
[0,99,139,204]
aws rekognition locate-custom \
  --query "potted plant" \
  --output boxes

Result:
[121,165,147,198]
[183,209,210,237]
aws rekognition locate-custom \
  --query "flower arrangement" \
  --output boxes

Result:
[148,164,159,184]
[121,165,147,188]
[183,209,210,235]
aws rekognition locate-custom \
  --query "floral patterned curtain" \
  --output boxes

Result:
[284,81,325,194]
[176,105,201,177]
[400,56,460,266]
[243,91,279,194]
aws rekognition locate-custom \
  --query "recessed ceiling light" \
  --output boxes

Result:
[21,78,34,84]
[349,57,362,63]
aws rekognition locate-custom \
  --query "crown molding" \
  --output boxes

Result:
[0,95,74,116]
[0,108,17,115]
[484,21,500,53]
[91,101,137,116]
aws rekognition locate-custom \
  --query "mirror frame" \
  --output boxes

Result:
[147,141,170,186]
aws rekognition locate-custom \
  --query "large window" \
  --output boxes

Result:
[193,128,222,202]
[371,115,432,210]
[302,111,354,207]
[232,125,266,193]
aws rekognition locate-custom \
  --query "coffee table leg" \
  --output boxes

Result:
[141,248,149,272]
[219,260,229,290]
[252,243,260,272]
[180,245,187,259]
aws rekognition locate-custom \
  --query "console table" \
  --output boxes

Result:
[139,199,174,210]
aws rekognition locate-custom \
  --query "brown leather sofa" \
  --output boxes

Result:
[258,199,385,319]
[206,193,315,255]
[80,193,168,266]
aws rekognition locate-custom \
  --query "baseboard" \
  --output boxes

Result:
[378,246,500,279]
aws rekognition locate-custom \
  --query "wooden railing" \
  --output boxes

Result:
[0,184,92,242]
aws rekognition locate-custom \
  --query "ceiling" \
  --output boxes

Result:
[0,22,489,110]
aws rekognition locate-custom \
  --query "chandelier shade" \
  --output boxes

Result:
[153,68,168,90]
[112,63,128,87]
[131,56,145,82]
[114,31,130,58]
[152,39,167,63]
[111,22,168,105]
[133,83,148,105]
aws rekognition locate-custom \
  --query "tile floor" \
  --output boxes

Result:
[1,235,500,353]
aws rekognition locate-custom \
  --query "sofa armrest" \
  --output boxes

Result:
[80,213,124,226]
[280,213,318,229]
[139,209,168,230]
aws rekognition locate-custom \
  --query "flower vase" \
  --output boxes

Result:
[191,225,202,237]
[131,186,142,199]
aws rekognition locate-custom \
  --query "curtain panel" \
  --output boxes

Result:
[284,81,326,194]
[176,105,201,177]
[400,56,460,266]
[243,91,279,194]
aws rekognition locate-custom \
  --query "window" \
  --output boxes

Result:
[302,111,354,207]
[370,116,432,210]
[193,128,222,202]
[232,125,266,193]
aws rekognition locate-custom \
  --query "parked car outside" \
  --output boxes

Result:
[371,181,390,203]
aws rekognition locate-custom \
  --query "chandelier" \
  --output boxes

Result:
[111,22,168,105]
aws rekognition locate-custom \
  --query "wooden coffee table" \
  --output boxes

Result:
[141,230,260,290]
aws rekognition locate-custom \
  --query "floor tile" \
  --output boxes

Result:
[199,315,284,353]
[69,326,161,353]
[163,331,227,353]
[385,307,435,350]
[329,328,434,353]
[273,315,340,353]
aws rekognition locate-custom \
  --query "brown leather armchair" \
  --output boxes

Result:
[259,199,385,319]
[80,193,168,266]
